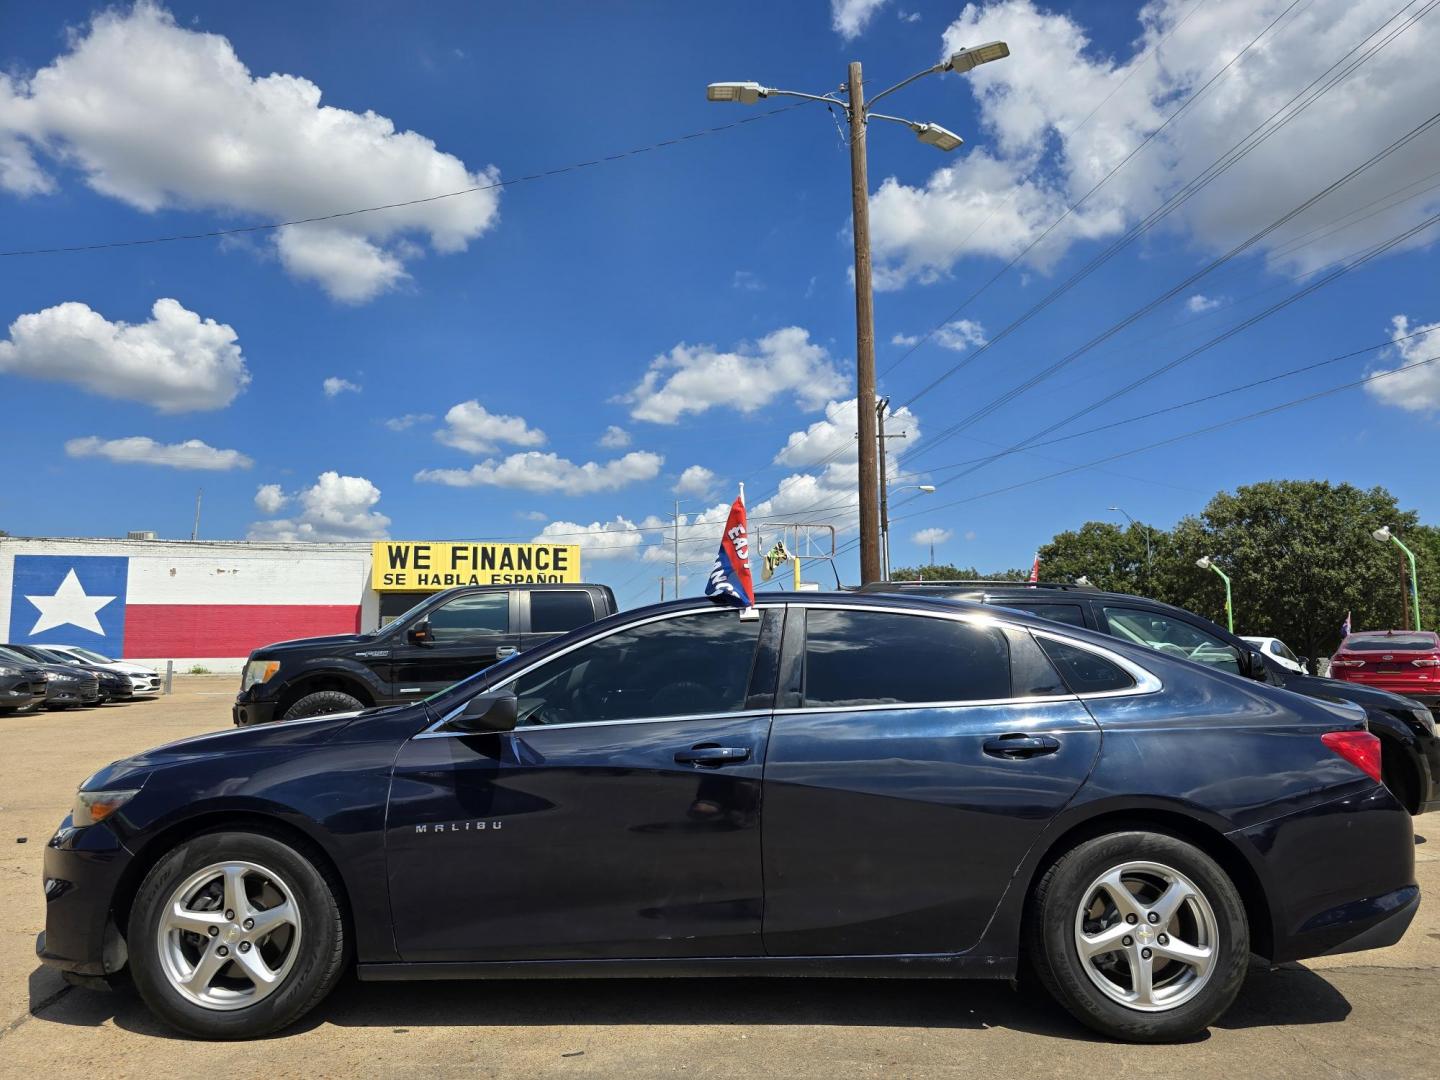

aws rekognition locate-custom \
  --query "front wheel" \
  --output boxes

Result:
[128,831,345,1038]
[1026,831,1249,1043]
[281,690,363,722]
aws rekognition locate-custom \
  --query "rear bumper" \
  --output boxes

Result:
[1315,885,1420,956]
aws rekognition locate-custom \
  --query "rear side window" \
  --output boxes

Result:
[802,609,1010,707]
[428,591,510,641]
[1038,638,1136,694]
[530,591,596,634]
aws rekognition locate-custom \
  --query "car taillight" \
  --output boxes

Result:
[1412,658,1440,667]
[1321,730,1382,783]
[1329,659,1364,668]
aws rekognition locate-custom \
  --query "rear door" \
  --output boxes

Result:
[761,604,1102,957]
[387,590,522,699]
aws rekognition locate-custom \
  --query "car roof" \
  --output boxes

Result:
[858,581,1224,624]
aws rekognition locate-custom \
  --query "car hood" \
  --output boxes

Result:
[253,632,373,656]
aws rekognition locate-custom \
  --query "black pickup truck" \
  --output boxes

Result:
[233,583,616,725]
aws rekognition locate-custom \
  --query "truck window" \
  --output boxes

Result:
[530,591,596,634]
[428,592,510,642]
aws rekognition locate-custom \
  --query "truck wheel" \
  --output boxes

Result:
[1026,830,1249,1043]
[128,830,345,1039]
[281,690,364,722]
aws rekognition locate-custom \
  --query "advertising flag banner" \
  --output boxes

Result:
[705,495,755,608]
[761,540,791,582]
[1028,553,1040,583]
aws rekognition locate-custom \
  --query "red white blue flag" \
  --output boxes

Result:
[705,494,755,609]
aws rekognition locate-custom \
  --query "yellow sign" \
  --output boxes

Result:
[371,542,582,591]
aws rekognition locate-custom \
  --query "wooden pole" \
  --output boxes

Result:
[848,61,882,585]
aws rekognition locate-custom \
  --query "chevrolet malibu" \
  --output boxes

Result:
[37,595,1418,1042]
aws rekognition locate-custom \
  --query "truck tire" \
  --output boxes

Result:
[281,690,364,722]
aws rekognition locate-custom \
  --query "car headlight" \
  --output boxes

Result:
[0,665,18,677]
[241,659,281,691]
[72,788,140,826]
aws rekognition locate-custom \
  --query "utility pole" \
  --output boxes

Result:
[659,577,667,603]
[849,61,882,585]
[705,43,1010,586]
[876,396,889,580]
[673,500,682,599]
[191,488,202,542]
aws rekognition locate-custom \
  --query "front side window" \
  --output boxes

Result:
[802,609,1011,708]
[511,609,762,726]
[530,591,596,634]
[427,592,510,642]
[1102,607,1240,675]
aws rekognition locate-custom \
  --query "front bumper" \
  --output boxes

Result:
[36,818,133,977]
[1,683,47,710]
[233,695,280,726]
[128,675,162,695]
[46,683,100,706]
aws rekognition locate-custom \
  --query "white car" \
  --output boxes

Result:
[42,645,162,695]
[1241,635,1308,674]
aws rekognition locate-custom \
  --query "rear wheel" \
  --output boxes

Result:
[1027,831,1249,1043]
[280,690,363,722]
[128,831,345,1039]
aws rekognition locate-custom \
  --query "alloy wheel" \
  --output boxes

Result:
[156,860,302,1010]
[1072,860,1218,1012]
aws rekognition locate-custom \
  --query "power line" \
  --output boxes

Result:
[0,102,811,258]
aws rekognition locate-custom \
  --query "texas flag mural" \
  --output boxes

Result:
[5,554,363,659]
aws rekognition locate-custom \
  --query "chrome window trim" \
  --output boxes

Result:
[419,603,783,736]
[416,706,773,739]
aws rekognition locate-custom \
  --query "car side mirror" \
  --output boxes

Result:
[1244,647,1271,681]
[407,619,432,645]
[449,689,518,734]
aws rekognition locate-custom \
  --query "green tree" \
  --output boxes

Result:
[890,563,1031,582]
[1038,521,1157,594]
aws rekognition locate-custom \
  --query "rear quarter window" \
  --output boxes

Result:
[1037,638,1136,694]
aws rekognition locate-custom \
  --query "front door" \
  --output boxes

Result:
[761,605,1102,956]
[385,606,780,962]
[387,590,521,701]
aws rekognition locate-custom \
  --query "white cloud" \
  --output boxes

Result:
[434,400,546,454]
[868,0,1440,289]
[674,465,718,498]
[0,298,248,412]
[323,376,361,397]
[964,529,977,541]
[1186,294,1223,313]
[898,9,921,23]
[832,0,890,39]
[384,412,433,431]
[517,509,548,522]
[891,332,921,346]
[774,397,921,468]
[935,319,987,351]
[416,450,663,495]
[254,483,288,514]
[0,3,501,302]
[732,270,764,291]
[624,326,848,424]
[65,435,251,470]
[912,527,953,545]
[531,517,648,561]
[1366,314,1440,412]
[598,425,631,449]
[248,471,390,541]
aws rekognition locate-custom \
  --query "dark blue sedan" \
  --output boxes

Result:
[36,594,1418,1042]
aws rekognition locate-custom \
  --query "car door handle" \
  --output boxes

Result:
[983,733,1061,759]
[674,745,751,766]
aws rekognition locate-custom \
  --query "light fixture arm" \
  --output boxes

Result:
[758,87,848,107]
[865,63,946,109]
[866,111,925,130]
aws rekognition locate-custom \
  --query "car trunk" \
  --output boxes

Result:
[1331,641,1440,696]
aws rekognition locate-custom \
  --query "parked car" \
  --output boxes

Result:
[38,595,1417,1043]
[1330,631,1440,708]
[4,644,133,704]
[42,646,162,696]
[0,644,99,709]
[0,649,48,714]
[858,581,1440,815]
[1241,635,1307,674]
[232,583,616,725]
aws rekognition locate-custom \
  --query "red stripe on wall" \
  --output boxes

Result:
[122,604,361,658]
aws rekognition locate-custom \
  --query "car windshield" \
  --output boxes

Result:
[0,646,34,665]
[68,647,114,663]
[31,648,74,663]
[1345,634,1438,652]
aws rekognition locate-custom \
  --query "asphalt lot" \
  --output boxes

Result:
[2,677,1438,1078]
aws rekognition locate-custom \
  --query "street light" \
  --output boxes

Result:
[1108,505,1153,584]
[1196,556,1234,633]
[708,41,1010,585]
[1076,575,1093,587]
[1372,525,1422,631]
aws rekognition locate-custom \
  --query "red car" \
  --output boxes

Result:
[1330,630,1440,708]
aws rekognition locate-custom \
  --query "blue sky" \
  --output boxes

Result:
[2,0,1439,609]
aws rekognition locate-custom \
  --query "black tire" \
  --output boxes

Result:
[280,690,363,722]
[127,831,345,1039]
[1026,830,1249,1043]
